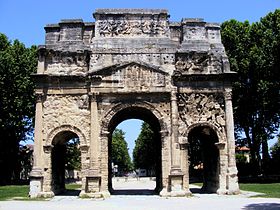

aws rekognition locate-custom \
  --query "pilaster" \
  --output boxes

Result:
[29,92,44,198]
[224,88,239,194]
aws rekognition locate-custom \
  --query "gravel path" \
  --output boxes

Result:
[1,178,280,210]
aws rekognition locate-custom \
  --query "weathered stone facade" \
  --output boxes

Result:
[29,9,239,198]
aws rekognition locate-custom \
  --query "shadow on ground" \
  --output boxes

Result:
[111,189,156,195]
[243,203,280,210]
[56,190,81,196]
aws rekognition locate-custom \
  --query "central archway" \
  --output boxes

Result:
[103,104,165,195]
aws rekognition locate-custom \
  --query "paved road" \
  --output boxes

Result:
[1,195,280,210]
[1,178,280,210]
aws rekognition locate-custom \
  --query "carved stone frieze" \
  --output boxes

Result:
[97,19,168,37]
[174,52,223,75]
[95,62,167,90]
[177,93,225,132]
[42,94,90,143]
[90,54,175,70]
[45,51,89,75]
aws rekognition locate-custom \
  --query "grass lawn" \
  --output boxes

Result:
[0,185,29,201]
[65,183,81,190]
[239,183,280,198]
[192,182,280,198]
[0,184,82,201]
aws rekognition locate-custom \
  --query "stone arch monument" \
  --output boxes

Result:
[29,9,239,198]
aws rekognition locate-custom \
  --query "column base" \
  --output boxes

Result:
[29,168,44,198]
[227,167,240,194]
[160,188,191,197]
[79,190,110,199]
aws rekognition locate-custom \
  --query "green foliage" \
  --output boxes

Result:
[133,122,158,174]
[111,129,132,174]
[236,154,247,164]
[270,136,280,174]
[65,138,81,170]
[221,9,280,175]
[0,33,37,184]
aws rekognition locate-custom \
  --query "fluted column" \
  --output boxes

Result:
[29,92,44,198]
[89,93,100,171]
[33,92,44,169]
[224,88,239,194]
[170,89,181,171]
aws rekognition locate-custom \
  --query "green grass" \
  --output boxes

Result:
[239,183,280,198]
[65,183,81,190]
[0,185,29,201]
[192,182,280,198]
[0,183,81,201]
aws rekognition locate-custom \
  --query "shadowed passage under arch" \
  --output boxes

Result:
[188,125,220,193]
[105,106,163,195]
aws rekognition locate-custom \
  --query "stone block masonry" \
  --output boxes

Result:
[29,8,239,198]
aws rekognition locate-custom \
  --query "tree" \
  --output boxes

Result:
[133,122,159,175]
[221,9,280,175]
[270,136,280,173]
[65,138,81,171]
[0,33,37,184]
[111,129,132,174]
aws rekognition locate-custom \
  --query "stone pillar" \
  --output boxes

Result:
[170,90,181,170]
[224,89,239,194]
[29,92,44,198]
[215,142,227,194]
[81,93,106,198]
[41,145,55,197]
[37,47,45,74]
[167,89,187,196]
[180,143,191,195]
[99,132,110,198]
[89,93,100,171]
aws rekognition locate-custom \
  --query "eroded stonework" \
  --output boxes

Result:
[30,9,239,198]
[42,95,91,144]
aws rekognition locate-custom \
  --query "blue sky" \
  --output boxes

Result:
[1,0,279,157]
[0,0,279,47]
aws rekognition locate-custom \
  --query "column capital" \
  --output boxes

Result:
[43,145,53,154]
[35,92,44,103]
[88,92,99,102]
[224,89,232,101]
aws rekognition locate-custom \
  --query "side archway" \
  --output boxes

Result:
[186,123,224,193]
[46,125,88,195]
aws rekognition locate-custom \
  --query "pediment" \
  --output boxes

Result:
[89,61,168,88]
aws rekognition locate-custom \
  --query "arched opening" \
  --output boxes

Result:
[51,131,81,195]
[107,106,162,195]
[188,125,220,193]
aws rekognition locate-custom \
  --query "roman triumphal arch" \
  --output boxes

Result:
[29,9,239,198]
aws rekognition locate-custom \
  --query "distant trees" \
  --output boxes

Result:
[221,9,280,175]
[111,129,132,174]
[270,136,280,174]
[65,138,81,171]
[133,122,158,175]
[0,33,37,184]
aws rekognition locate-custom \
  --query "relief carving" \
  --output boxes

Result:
[177,93,225,131]
[174,52,222,75]
[98,19,168,37]
[99,63,166,89]
[124,64,165,88]
[43,95,90,142]
[46,51,88,75]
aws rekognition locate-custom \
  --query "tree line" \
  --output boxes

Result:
[0,9,279,184]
